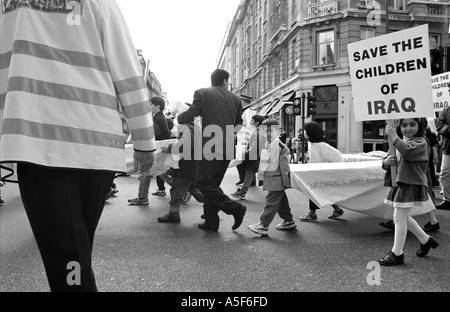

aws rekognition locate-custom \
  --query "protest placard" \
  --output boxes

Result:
[432,71,450,113]
[348,24,434,121]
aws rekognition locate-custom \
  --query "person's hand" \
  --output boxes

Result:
[386,120,399,139]
[133,150,156,179]
[386,125,397,138]
[384,155,397,167]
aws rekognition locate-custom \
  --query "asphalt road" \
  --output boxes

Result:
[1,167,449,293]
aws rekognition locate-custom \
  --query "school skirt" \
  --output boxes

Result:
[384,182,432,209]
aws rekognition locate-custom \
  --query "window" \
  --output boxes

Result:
[291,39,297,71]
[361,27,375,40]
[280,60,284,82]
[317,30,335,65]
[429,34,440,50]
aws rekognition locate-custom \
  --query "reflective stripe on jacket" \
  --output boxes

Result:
[0,0,155,172]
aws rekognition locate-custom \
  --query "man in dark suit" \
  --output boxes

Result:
[177,69,246,231]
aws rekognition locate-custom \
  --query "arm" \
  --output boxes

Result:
[178,90,203,124]
[279,147,291,188]
[99,1,156,174]
[392,137,428,161]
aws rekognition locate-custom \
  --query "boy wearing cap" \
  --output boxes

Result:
[248,119,297,236]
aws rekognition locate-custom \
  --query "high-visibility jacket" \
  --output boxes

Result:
[0,0,155,173]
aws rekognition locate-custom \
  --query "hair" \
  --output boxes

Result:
[211,69,229,87]
[150,96,166,111]
[396,118,427,138]
[252,114,265,125]
[305,121,327,143]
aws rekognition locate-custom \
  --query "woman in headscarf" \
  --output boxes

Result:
[299,121,346,222]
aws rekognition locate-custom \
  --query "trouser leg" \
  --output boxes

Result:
[260,191,284,227]
[169,178,194,213]
[156,176,165,191]
[196,160,244,228]
[17,163,114,292]
[440,154,450,202]
[138,175,151,199]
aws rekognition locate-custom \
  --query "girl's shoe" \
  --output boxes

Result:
[422,222,440,233]
[379,251,404,266]
[416,236,439,257]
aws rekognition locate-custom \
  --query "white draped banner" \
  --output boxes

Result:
[290,161,435,219]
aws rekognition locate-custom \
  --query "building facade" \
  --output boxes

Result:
[217,0,450,152]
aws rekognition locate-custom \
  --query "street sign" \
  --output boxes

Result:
[285,105,294,115]
[348,24,434,121]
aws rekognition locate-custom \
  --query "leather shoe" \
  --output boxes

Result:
[379,251,404,266]
[422,222,440,233]
[435,201,450,210]
[198,223,218,232]
[232,205,246,230]
[379,220,395,231]
[417,236,439,257]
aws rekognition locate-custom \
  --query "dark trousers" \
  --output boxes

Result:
[17,163,114,292]
[196,160,244,228]
[237,163,246,182]
[156,176,165,190]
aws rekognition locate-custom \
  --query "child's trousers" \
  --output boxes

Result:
[260,191,293,227]
[169,177,196,213]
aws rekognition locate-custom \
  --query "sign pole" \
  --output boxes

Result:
[385,2,397,187]
[301,92,306,164]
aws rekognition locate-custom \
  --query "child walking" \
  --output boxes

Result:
[299,121,345,222]
[248,119,296,236]
[156,120,202,223]
[379,118,439,266]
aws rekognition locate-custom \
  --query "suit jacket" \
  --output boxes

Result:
[261,142,291,192]
[177,86,243,160]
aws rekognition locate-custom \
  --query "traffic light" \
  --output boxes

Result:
[307,92,317,117]
[293,97,302,115]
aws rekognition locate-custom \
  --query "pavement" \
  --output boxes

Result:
[0,167,449,293]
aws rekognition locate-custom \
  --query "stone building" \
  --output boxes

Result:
[217,0,449,152]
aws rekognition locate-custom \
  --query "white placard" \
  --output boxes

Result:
[432,71,450,113]
[348,24,434,121]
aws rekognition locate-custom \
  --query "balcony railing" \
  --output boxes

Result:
[428,4,445,16]
[308,0,338,19]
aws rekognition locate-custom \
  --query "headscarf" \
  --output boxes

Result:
[304,121,327,143]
